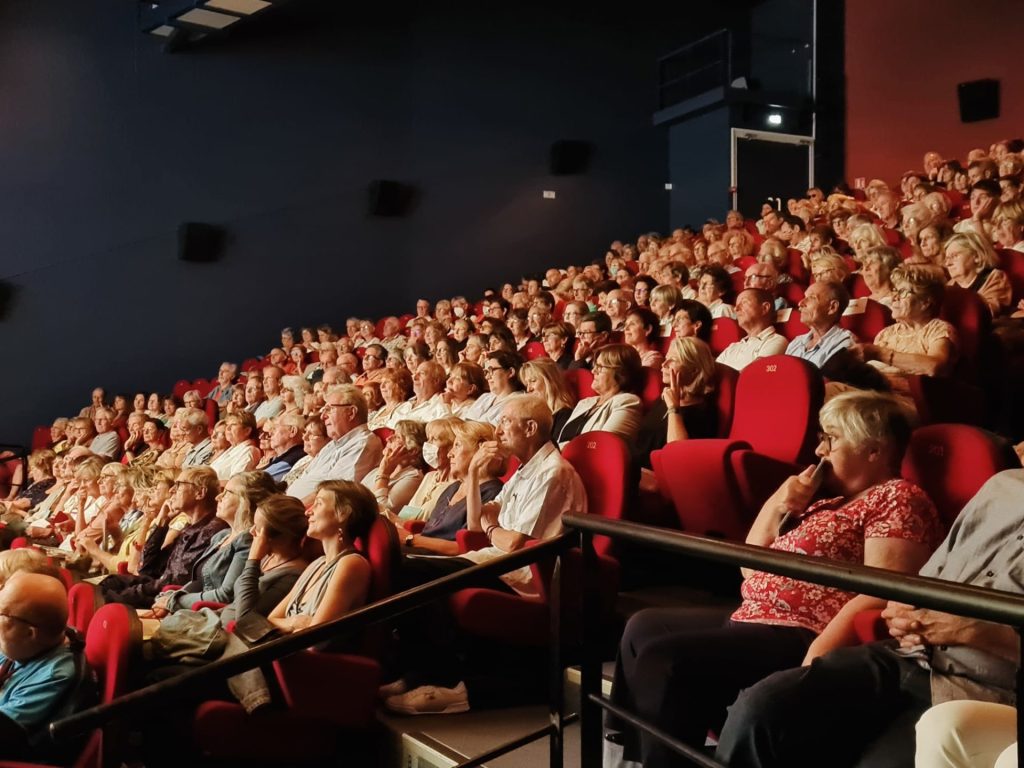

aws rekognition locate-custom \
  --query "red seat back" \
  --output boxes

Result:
[523,341,548,360]
[562,431,630,558]
[68,582,103,635]
[729,355,824,465]
[500,454,521,483]
[204,398,220,431]
[998,248,1024,305]
[940,284,991,374]
[848,273,871,299]
[172,379,191,400]
[775,307,809,342]
[85,603,140,703]
[372,427,394,444]
[779,281,805,307]
[563,368,596,399]
[31,425,52,451]
[840,298,893,342]
[639,367,663,412]
[193,378,213,397]
[354,516,399,603]
[241,357,263,373]
[787,248,809,284]
[900,424,1013,529]
[713,363,738,437]
[709,318,743,356]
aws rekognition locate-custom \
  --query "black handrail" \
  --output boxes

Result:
[50,534,574,747]
[565,514,1024,768]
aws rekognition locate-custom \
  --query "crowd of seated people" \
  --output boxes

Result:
[4,135,1024,765]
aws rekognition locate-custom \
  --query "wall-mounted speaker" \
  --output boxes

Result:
[958,79,1000,123]
[178,222,227,263]
[368,180,416,217]
[549,140,593,175]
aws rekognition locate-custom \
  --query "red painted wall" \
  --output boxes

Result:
[845,0,1024,183]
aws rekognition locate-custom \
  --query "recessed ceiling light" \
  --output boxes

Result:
[175,8,240,29]
[767,113,783,126]
[203,0,271,14]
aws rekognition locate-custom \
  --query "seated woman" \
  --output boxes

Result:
[623,307,665,368]
[181,389,203,411]
[993,200,1024,253]
[434,338,457,375]
[696,266,736,319]
[283,345,306,377]
[561,300,589,330]
[367,368,413,431]
[282,416,329,490]
[442,361,485,418]
[155,416,191,471]
[208,421,230,465]
[225,386,248,417]
[209,412,261,482]
[943,231,1012,317]
[857,265,959,390]
[403,420,503,555]
[111,394,131,430]
[633,275,658,309]
[265,480,375,635]
[557,343,643,447]
[859,245,901,307]
[810,250,851,286]
[160,396,180,427]
[539,322,575,369]
[672,299,714,344]
[634,336,717,473]
[361,420,426,514]
[393,417,460,522]
[847,222,888,263]
[63,463,131,556]
[145,471,283,617]
[649,284,684,334]
[29,456,105,548]
[0,449,56,528]
[519,358,576,438]
[461,350,524,425]
[609,390,943,767]
[11,455,74,548]
[403,341,432,375]
[145,392,163,420]
[913,221,954,268]
[126,418,167,467]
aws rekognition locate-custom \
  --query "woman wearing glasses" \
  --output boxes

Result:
[460,350,523,426]
[556,343,643,447]
[609,390,943,768]
[856,265,959,390]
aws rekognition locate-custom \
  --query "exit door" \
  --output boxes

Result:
[731,128,814,218]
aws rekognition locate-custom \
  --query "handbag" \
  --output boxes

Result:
[146,608,227,663]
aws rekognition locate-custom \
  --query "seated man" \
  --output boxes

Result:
[179,407,213,468]
[744,262,787,311]
[78,388,106,420]
[303,345,337,384]
[716,288,788,371]
[392,362,450,424]
[285,385,382,504]
[264,412,306,481]
[384,394,587,714]
[0,572,81,761]
[785,281,855,368]
[606,289,633,332]
[88,408,121,460]
[206,362,238,409]
[254,366,285,429]
[99,466,226,608]
[570,311,613,370]
[716,469,1024,768]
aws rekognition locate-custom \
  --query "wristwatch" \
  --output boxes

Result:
[404,533,415,547]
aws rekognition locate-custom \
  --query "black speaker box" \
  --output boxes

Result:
[958,79,1000,123]
[368,180,416,217]
[178,223,227,263]
[549,140,593,175]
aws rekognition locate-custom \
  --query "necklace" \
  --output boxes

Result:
[261,554,299,572]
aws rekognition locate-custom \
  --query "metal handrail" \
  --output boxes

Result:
[50,533,575,763]
[565,514,1024,767]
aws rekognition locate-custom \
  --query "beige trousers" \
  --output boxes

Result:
[916,700,1017,768]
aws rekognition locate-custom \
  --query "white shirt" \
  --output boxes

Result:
[717,326,788,371]
[210,442,259,481]
[462,442,587,596]
[707,299,737,320]
[286,425,383,500]
[254,397,284,423]
[460,392,515,425]
[390,394,450,426]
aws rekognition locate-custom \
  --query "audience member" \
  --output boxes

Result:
[717,288,788,371]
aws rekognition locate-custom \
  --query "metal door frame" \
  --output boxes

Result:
[730,128,815,211]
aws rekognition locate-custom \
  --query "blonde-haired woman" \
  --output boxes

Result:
[859,246,901,307]
[943,231,1012,317]
[847,222,888,262]
[404,420,503,555]
[519,357,577,438]
[396,417,460,522]
[362,420,426,514]
[146,471,284,618]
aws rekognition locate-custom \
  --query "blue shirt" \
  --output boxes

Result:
[785,324,855,368]
[0,644,76,731]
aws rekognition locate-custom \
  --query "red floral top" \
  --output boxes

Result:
[731,478,942,634]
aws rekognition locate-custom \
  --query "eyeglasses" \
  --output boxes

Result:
[577,330,597,338]
[592,362,619,373]
[484,366,505,376]
[892,288,917,300]
[173,480,198,490]
[817,431,839,452]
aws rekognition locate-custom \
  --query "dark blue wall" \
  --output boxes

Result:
[0,1,739,439]
[668,107,732,228]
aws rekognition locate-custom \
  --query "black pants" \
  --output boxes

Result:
[715,641,932,768]
[609,606,814,767]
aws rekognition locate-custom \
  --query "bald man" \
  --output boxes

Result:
[0,572,76,757]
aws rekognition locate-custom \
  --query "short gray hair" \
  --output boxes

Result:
[177,407,209,431]
[819,390,916,458]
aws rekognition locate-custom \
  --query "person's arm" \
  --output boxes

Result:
[465,442,504,532]
[405,534,459,555]
[882,603,1021,661]
[801,536,934,664]
[742,464,819,578]
[270,555,371,633]
[979,269,1012,317]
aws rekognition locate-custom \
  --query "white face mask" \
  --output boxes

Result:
[422,442,441,468]
[453,306,465,318]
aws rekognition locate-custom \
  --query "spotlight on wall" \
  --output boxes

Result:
[766,113,783,127]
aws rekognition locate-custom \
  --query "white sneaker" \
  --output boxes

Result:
[384,682,470,715]
[378,678,408,699]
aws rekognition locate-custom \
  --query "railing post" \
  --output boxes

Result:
[579,530,601,768]
[548,552,563,768]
